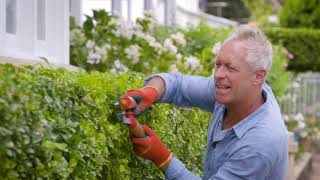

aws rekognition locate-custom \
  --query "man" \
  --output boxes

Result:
[123,26,289,179]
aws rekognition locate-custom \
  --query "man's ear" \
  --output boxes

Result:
[253,69,267,85]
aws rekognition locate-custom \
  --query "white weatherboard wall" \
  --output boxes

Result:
[0,0,69,65]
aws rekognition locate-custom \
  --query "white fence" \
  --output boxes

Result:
[280,73,320,117]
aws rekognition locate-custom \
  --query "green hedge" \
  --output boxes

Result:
[280,0,320,28]
[264,28,320,72]
[0,64,210,179]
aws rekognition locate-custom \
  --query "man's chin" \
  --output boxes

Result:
[215,97,230,105]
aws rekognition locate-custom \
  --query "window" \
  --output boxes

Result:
[37,0,46,40]
[6,0,17,34]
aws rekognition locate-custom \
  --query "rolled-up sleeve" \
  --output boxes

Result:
[144,73,215,112]
[165,157,202,180]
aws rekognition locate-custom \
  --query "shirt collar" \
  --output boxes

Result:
[232,89,269,139]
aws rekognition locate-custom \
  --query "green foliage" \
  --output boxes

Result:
[181,22,232,75]
[0,64,210,179]
[266,46,292,100]
[242,0,276,24]
[264,27,320,72]
[280,0,320,28]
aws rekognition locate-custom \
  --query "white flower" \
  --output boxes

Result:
[144,34,156,44]
[268,15,278,23]
[184,56,202,70]
[300,130,308,138]
[70,29,86,46]
[133,23,143,32]
[86,59,96,64]
[282,114,289,122]
[297,121,306,130]
[112,17,133,39]
[95,46,106,57]
[133,32,162,52]
[109,17,121,27]
[295,113,304,121]
[170,32,186,46]
[110,68,117,74]
[170,64,179,73]
[143,10,157,24]
[86,40,95,49]
[111,60,129,74]
[125,45,141,64]
[134,31,145,39]
[176,53,182,61]
[151,41,162,53]
[163,39,177,54]
[212,42,221,55]
[114,60,121,69]
[122,66,128,72]
[103,44,111,50]
[87,51,101,64]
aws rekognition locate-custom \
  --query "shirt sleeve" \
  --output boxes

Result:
[209,148,272,180]
[165,157,202,180]
[143,73,215,112]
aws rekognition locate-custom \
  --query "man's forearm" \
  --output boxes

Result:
[144,76,165,101]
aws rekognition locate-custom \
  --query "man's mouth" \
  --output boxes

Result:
[216,85,231,90]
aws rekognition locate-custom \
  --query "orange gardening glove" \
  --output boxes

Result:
[124,86,158,115]
[131,125,173,168]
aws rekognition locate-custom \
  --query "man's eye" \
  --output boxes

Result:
[228,66,236,71]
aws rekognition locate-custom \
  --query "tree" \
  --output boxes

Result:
[242,0,277,21]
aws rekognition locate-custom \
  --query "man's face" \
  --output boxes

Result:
[213,40,257,105]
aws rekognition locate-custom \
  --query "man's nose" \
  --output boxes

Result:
[214,66,226,79]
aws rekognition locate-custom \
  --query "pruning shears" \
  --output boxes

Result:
[120,95,137,125]
[119,95,145,138]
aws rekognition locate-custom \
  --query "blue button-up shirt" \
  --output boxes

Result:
[145,73,288,180]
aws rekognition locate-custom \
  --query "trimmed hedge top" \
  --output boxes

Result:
[264,28,320,72]
[0,64,210,179]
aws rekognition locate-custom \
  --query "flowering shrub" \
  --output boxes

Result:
[283,113,320,159]
[70,10,204,75]
[70,10,292,100]
[70,10,228,76]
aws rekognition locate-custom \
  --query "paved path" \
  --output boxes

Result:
[310,151,320,180]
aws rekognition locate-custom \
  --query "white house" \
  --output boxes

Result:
[78,0,237,28]
[1,0,236,66]
[0,0,69,65]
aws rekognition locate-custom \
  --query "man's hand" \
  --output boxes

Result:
[131,125,172,170]
[124,86,158,115]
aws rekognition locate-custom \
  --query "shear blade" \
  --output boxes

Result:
[121,112,131,125]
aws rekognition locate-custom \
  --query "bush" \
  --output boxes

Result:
[0,64,210,179]
[70,10,207,75]
[280,0,320,28]
[264,27,320,72]
[70,10,235,77]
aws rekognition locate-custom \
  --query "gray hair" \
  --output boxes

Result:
[222,25,273,73]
